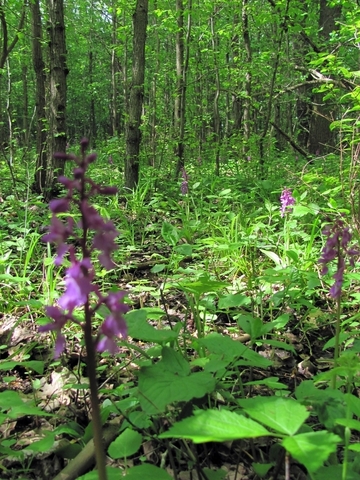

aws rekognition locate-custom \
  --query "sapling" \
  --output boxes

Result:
[39,138,128,480]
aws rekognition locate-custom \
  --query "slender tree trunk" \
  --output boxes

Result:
[259,0,289,169]
[43,0,68,200]
[308,0,341,155]
[22,64,28,144]
[31,0,47,194]
[174,0,192,178]
[89,50,96,147]
[149,0,160,167]
[242,0,251,157]
[210,10,221,175]
[125,0,148,190]
[110,3,119,136]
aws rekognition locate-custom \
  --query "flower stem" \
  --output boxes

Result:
[84,302,108,480]
[332,294,341,389]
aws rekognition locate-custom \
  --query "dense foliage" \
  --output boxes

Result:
[1,1,360,479]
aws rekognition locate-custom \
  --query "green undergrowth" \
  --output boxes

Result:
[0,152,360,479]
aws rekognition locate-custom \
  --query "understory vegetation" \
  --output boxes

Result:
[1,145,360,480]
[2,0,360,478]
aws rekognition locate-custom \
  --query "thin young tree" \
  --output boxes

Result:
[125,0,148,190]
[33,0,68,200]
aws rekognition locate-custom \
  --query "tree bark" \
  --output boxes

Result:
[242,0,252,157]
[125,0,148,190]
[210,9,221,175]
[42,0,68,200]
[31,0,47,194]
[308,0,341,155]
[174,0,191,179]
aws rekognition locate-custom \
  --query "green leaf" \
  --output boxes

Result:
[0,391,28,409]
[108,428,142,459]
[161,346,190,376]
[0,361,44,375]
[159,409,270,442]
[262,339,296,354]
[78,467,123,480]
[260,249,283,266]
[174,244,193,256]
[335,418,360,431]
[202,468,227,480]
[312,465,359,480]
[252,463,274,477]
[122,464,172,480]
[138,365,215,414]
[150,264,166,273]
[198,333,272,368]
[244,377,288,390]
[238,397,309,435]
[161,222,179,246]
[126,310,178,344]
[282,431,340,473]
[24,433,55,453]
[218,293,250,309]
[237,315,264,340]
[292,205,312,217]
[178,276,229,296]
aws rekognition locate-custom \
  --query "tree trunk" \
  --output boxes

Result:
[308,0,341,155]
[174,0,192,179]
[34,0,68,200]
[242,0,251,157]
[31,0,47,194]
[210,10,221,175]
[124,0,148,190]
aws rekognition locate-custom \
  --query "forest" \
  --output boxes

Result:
[1,0,360,479]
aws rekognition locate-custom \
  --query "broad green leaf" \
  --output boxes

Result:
[78,467,122,480]
[175,244,193,256]
[262,339,296,354]
[253,463,274,477]
[198,333,272,368]
[161,346,190,376]
[218,293,250,309]
[108,428,142,459]
[292,205,312,217]
[0,391,28,409]
[0,391,52,418]
[24,433,55,453]
[138,366,215,414]
[335,418,360,431]
[161,222,179,246]
[0,361,44,375]
[202,467,227,480]
[159,409,269,442]
[126,310,178,344]
[244,377,288,390]
[150,264,166,273]
[285,250,298,262]
[238,397,309,435]
[237,315,263,340]
[141,307,165,320]
[122,464,172,479]
[260,249,283,266]
[282,431,340,473]
[312,465,358,480]
[178,275,229,296]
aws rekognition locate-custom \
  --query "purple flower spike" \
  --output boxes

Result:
[280,188,295,217]
[181,168,189,195]
[40,139,128,358]
[39,306,72,357]
[319,218,359,299]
